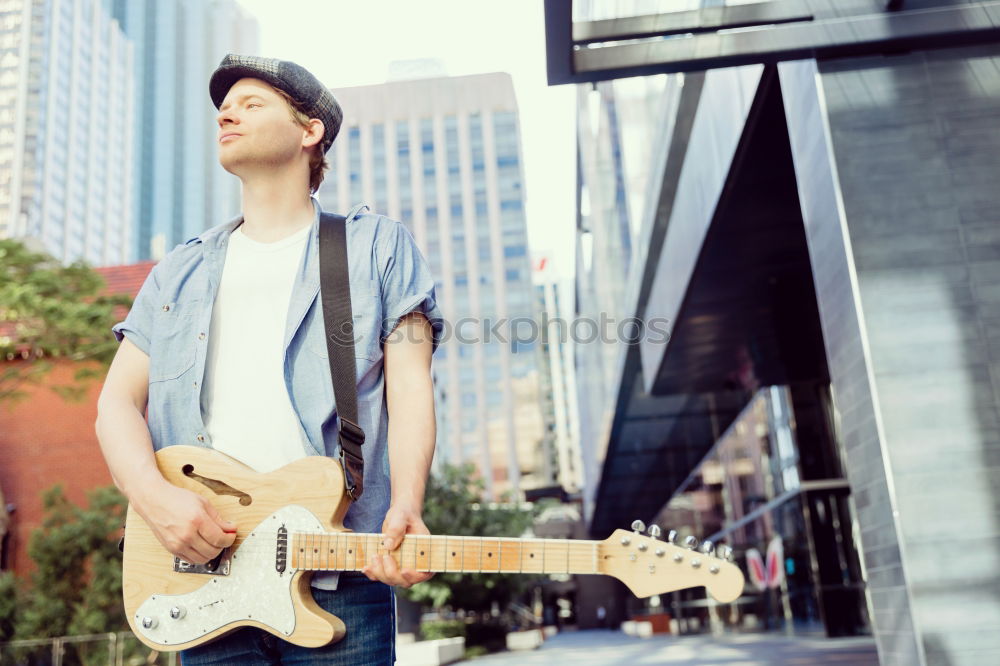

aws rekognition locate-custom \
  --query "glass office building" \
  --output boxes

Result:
[323,70,544,499]
[553,1,1000,663]
[0,0,134,266]
[104,0,258,262]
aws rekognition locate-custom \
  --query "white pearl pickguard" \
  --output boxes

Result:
[134,505,323,647]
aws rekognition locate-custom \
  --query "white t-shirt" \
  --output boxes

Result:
[200,221,313,473]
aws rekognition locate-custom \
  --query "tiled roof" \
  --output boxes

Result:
[93,261,156,298]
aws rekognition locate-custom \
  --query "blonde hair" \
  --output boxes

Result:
[273,87,330,195]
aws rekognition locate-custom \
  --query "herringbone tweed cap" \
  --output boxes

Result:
[209,53,343,154]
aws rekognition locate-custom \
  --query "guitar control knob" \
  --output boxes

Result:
[718,545,734,561]
[631,520,646,533]
[141,616,157,630]
[699,540,715,556]
[647,525,661,538]
[683,536,699,550]
[169,606,186,620]
[666,530,678,544]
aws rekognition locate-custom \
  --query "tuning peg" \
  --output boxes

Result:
[683,536,699,550]
[666,530,677,544]
[631,519,646,534]
[718,545,734,561]
[647,525,661,538]
[699,540,715,556]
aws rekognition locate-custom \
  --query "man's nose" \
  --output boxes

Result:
[217,109,239,126]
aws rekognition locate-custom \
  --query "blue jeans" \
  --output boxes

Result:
[179,573,396,665]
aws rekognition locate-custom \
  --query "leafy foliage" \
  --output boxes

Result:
[0,572,16,642]
[11,485,127,641]
[0,238,132,406]
[399,462,541,612]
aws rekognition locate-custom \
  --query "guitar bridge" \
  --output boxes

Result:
[174,550,231,576]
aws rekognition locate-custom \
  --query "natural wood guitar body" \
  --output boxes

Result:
[122,445,350,651]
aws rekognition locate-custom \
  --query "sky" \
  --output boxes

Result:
[232,0,578,281]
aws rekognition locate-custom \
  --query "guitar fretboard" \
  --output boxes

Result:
[289,532,600,575]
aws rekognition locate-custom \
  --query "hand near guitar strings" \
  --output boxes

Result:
[361,504,435,588]
[135,480,237,565]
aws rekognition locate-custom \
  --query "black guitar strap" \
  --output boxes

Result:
[318,211,366,502]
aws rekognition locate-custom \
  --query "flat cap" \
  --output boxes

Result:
[209,53,343,154]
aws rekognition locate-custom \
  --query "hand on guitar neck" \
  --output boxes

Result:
[360,504,435,589]
[130,477,237,566]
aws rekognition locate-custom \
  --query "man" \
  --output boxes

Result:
[95,53,443,664]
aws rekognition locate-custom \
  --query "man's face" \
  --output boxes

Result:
[216,77,310,174]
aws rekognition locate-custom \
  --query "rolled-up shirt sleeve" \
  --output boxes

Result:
[375,219,445,354]
[111,261,162,355]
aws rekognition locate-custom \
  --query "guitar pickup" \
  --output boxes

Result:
[174,550,231,576]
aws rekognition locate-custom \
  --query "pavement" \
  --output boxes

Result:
[458,629,879,665]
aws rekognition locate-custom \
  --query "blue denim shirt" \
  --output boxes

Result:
[112,197,444,543]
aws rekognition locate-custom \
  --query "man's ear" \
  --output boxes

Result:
[302,118,324,149]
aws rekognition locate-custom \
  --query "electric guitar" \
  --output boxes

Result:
[121,445,745,651]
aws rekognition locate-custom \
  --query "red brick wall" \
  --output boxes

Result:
[0,359,115,578]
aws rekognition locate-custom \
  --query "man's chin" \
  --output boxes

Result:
[218,156,244,176]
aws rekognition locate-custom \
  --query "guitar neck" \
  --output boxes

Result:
[290,531,601,575]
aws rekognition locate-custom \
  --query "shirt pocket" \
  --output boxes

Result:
[148,298,201,382]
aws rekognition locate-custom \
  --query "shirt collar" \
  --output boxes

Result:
[185,198,370,249]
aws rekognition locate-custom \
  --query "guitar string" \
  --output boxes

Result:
[128,532,608,571]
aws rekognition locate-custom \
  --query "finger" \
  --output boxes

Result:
[189,536,222,563]
[381,514,408,551]
[203,501,238,533]
[363,554,383,583]
[401,568,432,585]
[380,554,409,587]
[199,526,235,550]
[179,542,213,565]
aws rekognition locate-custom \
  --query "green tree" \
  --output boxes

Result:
[0,571,17,642]
[0,238,132,406]
[13,485,127,642]
[399,462,541,612]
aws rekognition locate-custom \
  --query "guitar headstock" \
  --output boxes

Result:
[598,521,744,603]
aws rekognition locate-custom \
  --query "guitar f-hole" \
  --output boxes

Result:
[181,464,253,506]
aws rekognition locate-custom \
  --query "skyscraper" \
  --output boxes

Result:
[322,67,543,499]
[532,255,582,494]
[0,0,135,266]
[104,0,258,262]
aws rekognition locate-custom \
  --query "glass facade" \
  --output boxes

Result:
[645,386,870,638]
[2,0,134,266]
[326,74,544,497]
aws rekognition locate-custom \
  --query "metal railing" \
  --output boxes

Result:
[0,631,176,666]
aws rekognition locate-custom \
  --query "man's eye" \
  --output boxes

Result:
[248,103,261,108]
